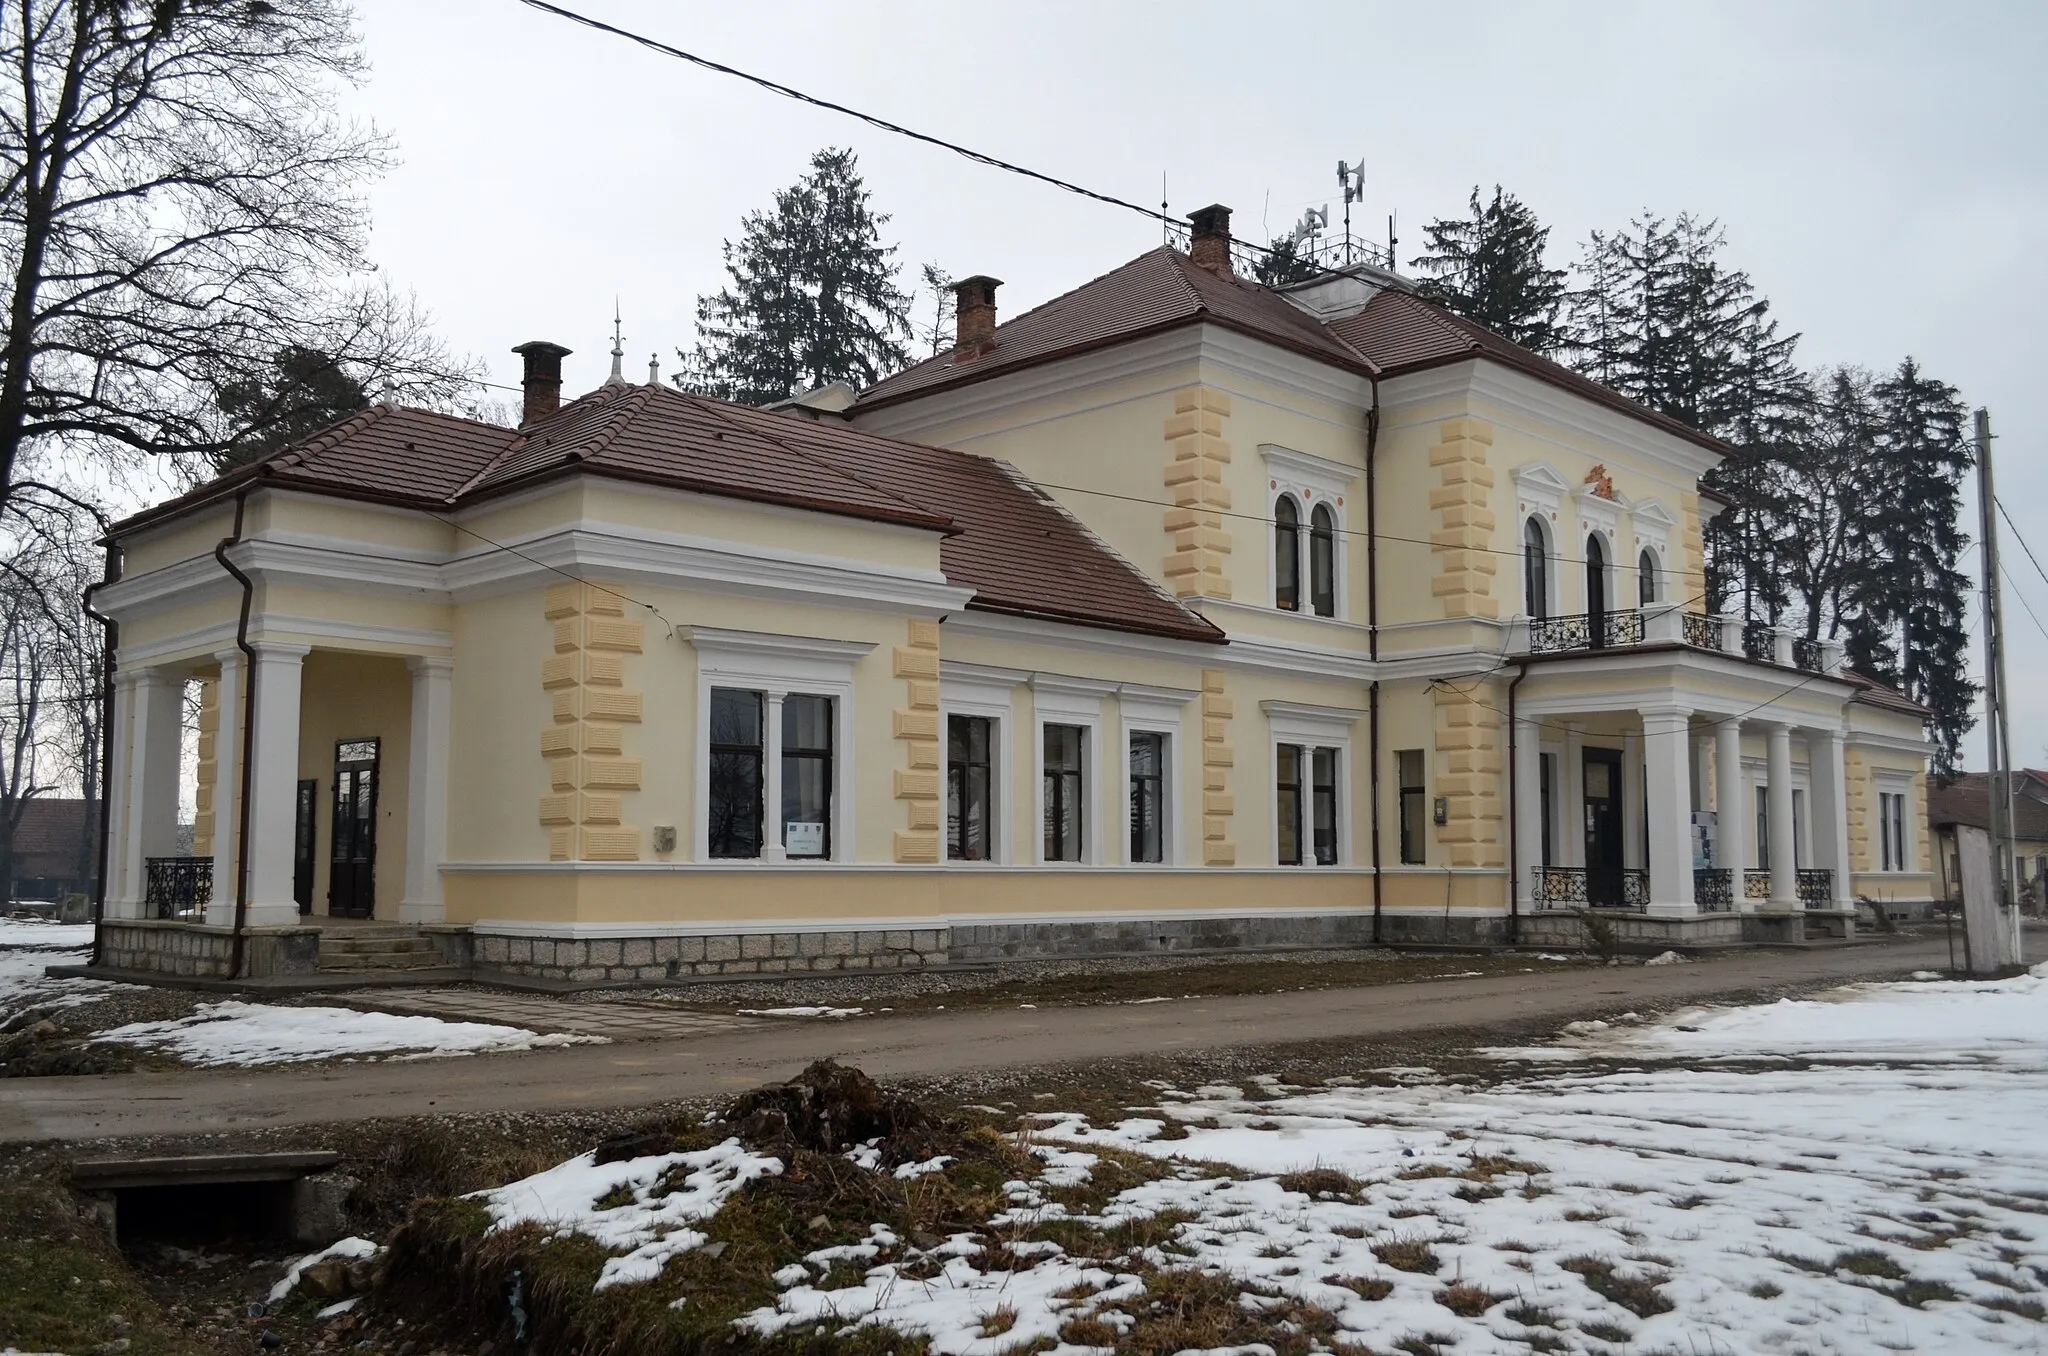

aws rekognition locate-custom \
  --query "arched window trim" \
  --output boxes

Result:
[1273,493,1301,612]
[1262,444,1355,621]
[1523,515,1552,621]
[1638,545,1660,607]
[1584,530,1615,644]
[1308,502,1337,618]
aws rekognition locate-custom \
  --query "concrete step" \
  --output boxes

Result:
[323,937,436,956]
[317,950,442,973]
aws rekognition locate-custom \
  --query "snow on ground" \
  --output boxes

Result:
[93,1000,606,1066]
[0,920,124,1020]
[735,1006,864,1019]
[268,1237,381,1303]
[470,1140,782,1289]
[732,967,2048,1354]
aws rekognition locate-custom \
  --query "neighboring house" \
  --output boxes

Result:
[90,206,1935,981]
[1927,770,2048,908]
[8,797,98,903]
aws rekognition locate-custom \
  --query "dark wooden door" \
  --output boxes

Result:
[1583,748,1624,907]
[328,739,379,919]
[1585,534,1608,647]
[293,779,317,915]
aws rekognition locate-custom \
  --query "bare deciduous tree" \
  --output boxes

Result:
[0,0,477,516]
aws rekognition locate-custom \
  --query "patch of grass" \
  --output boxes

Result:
[0,1183,209,1356]
[1974,1265,2037,1293]
[1835,1249,1908,1280]
[1115,1268,1337,1356]
[1504,1302,1558,1326]
[1278,1166,1365,1200]
[1894,1278,1957,1308]
[1373,1239,1442,1275]
[1560,1255,1675,1318]
[1580,1319,1633,1342]
[1435,1282,1505,1317]
[1768,1249,1832,1275]
[1331,1275,1394,1301]
[1983,1295,2047,1321]
[1393,1334,1460,1356]
[978,1305,1019,1337]
[1748,1280,1783,1299]
[1563,1208,1609,1223]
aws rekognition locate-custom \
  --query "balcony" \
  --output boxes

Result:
[1532,865,1649,912]
[145,856,212,921]
[1521,604,1842,675]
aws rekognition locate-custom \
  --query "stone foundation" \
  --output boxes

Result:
[1513,908,1851,951]
[95,918,322,979]
[471,927,950,983]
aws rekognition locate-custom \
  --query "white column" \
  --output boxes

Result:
[208,651,245,926]
[1715,718,1749,909]
[1766,720,1798,908]
[401,657,454,923]
[125,672,184,917]
[1812,726,1854,910]
[762,691,786,862]
[1691,735,1711,812]
[1643,706,1697,916]
[242,643,308,926]
[1562,723,1585,868]
[103,673,140,914]
[1513,711,1543,911]
[1621,729,1644,871]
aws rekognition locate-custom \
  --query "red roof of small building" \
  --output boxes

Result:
[112,384,1222,645]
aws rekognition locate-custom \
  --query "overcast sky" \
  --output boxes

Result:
[343,0,2047,768]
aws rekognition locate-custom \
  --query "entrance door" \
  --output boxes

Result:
[1583,747,1624,907]
[328,739,379,919]
[293,779,317,915]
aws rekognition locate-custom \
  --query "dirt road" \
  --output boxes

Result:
[1,938,1953,1144]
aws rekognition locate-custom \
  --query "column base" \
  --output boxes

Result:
[1644,902,1699,920]
[205,896,237,928]
[398,897,446,925]
[243,900,303,928]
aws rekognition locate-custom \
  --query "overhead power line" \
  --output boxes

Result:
[1995,496,2048,593]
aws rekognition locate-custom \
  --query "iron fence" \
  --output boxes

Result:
[1694,867,1735,911]
[1533,865,1649,911]
[145,856,211,920]
[1796,868,1834,908]
[1528,610,1644,654]
[1683,613,1724,651]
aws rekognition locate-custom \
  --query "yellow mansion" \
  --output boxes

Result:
[90,207,1935,981]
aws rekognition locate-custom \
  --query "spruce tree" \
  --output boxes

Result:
[1569,214,1802,619]
[214,346,370,471]
[1409,186,1570,353]
[684,149,911,404]
[1251,235,1320,288]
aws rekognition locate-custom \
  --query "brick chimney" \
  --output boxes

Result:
[951,276,1002,359]
[1189,204,1233,276]
[512,340,572,426]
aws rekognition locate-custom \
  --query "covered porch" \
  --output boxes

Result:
[1509,632,1861,946]
[98,640,455,979]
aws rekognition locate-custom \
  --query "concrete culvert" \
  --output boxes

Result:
[70,1151,352,1247]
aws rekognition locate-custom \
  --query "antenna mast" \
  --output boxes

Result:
[1337,159,1364,266]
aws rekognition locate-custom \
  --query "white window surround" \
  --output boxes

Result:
[1513,464,1570,620]
[1520,513,1557,619]
[1119,682,1197,867]
[1872,771,1916,872]
[940,662,1026,865]
[686,627,873,864]
[1263,700,1364,867]
[1261,444,1356,618]
[1032,675,1112,865]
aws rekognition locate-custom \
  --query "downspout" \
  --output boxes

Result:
[1365,378,1383,945]
[215,489,258,980]
[1506,661,1530,946]
[81,544,121,969]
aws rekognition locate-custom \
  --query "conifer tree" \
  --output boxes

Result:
[1251,235,1320,288]
[684,149,911,404]
[1409,186,1570,353]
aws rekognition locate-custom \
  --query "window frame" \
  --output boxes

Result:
[1127,729,1168,865]
[941,662,1024,866]
[1396,748,1427,865]
[946,713,997,863]
[1261,444,1356,620]
[1308,502,1337,618]
[1042,722,1088,863]
[690,629,868,864]
[1273,493,1302,613]
[1118,684,1192,867]
[706,687,766,860]
[1264,700,1359,869]
[1523,515,1552,621]
[1638,545,1660,607]
[1031,676,1109,865]
[1876,784,1914,872]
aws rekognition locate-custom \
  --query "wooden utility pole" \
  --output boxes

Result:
[1975,407,2021,963]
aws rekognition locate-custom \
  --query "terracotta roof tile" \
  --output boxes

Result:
[1840,667,1933,718]
[111,384,1221,645]
[1927,773,2048,839]
[858,247,1374,408]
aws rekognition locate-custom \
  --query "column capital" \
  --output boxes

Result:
[213,646,246,667]
[405,654,456,677]
[250,640,312,661]
[1639,703,1694,724]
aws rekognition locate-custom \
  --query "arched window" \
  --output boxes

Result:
[1638,548,1658,606]
[1586,533,1608,647]
[1274,496,1300,611]
[1309,503,1336,617]
[1523,517,1549,620]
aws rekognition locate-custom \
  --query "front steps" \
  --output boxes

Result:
[317,925,443,974]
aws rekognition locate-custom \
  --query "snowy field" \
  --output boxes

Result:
[0,917,113,1020]
[93,1000,607,1066]
[487,966,2048,1354]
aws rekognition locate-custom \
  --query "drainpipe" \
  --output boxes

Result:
[81,544,121,969]
[1505,661,1530,946]
[215,489,259,980]
[1364,379,1383,944]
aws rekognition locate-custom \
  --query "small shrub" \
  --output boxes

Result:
[1373,1239,1442,1275]
[1332,1275,1394,1301]
[1279,1166,1364,1200]
[1835,1249,1908,1280]
[1436,1282,1506,1317]
[1576,909,1623,962]
[1749,1280,1783,1299]
[1505,1302,1558,1326]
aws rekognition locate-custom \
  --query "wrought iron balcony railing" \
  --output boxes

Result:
[145,856,211,921]
[1694,867,1735,912]
[1744,869,1773,902]
[1528,610,1644,654]
[1682,612,1724,651]
[1533,865,1649,912]
[1796,868,1834,909]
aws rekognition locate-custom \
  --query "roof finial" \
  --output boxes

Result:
[647,352,661,387]
[605,298,626,386]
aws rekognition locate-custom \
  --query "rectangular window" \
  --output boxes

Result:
[1539,752,1555,867]
[708,688,763,859]
[1893,793,1908,872]
[781,694,832,858]
[947,715,994,861]
[1397,749,1426,865]
[1755,785,1770,871]
[1792,787,1806,869]
[1880,791,1908,871]
[1129,731,1166,864]
[1043,724,1086,862]
[1312,747,1339,866]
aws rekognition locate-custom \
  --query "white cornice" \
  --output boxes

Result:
[683,627,877,666]
[1193,597,1375,641]
[116,615,453,668]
